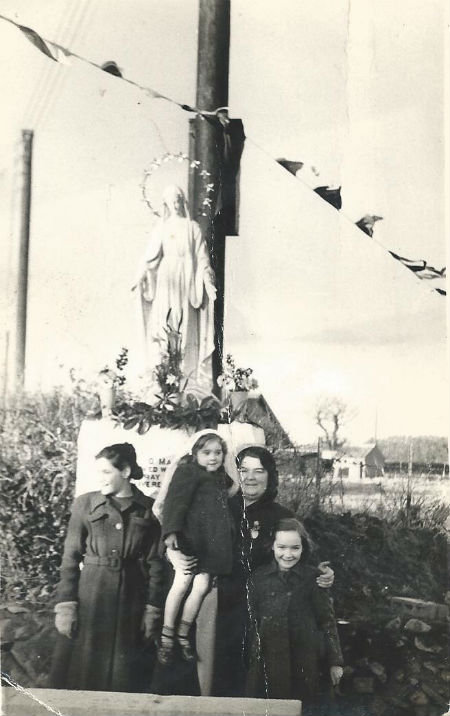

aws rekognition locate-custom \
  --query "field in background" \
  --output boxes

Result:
[279,470,450,528]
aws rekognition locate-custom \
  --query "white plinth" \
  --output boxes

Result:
[75,419,265,499]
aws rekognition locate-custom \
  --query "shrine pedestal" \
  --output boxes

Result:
[75,418,265,498]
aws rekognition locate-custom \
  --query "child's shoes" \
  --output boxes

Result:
[157,640,175,666]
[177,636,197,662]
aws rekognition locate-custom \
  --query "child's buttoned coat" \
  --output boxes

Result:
[246,560,343,701]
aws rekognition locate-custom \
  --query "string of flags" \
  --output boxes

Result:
[0,14,179,105]
[0,13,226,120]
[1,13,446,298]
[276,157,446,296]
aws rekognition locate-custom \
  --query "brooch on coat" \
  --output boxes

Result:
[250,521,260,539]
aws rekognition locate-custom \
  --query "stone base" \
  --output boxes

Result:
[1,688,301,716]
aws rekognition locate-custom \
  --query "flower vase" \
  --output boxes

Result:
[230,391,249,412]
[97,373,116,418]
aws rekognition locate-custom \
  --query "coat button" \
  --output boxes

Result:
[115,522,122,530]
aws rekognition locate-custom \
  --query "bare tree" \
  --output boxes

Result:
[314,396,354,450]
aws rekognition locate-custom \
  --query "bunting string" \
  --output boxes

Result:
[257,141,446,297]
[0,12,446,298]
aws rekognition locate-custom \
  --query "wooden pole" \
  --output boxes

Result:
[15,129,33,390]
[190,0,230,391]
[406,439,413,524]
[2,331,9,410]
[314,436,322,510]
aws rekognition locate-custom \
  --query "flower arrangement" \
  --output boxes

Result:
[152,310,185,412]
[217,354,259,392]
[98,347,129,388]
[112,312,222,434]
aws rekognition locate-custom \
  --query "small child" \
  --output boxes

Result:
[246,518,343,712]
[158,430,234,665]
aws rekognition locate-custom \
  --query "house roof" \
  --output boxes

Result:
[337,444,380,460]
[232,394,294,449]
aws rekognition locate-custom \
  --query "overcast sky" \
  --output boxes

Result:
[0,0,447,442]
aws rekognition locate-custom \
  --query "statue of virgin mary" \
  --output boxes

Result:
[134,185,216,396]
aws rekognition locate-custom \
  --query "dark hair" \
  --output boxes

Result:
[272,517,313,562]
[190,433,227,460]
[236,446,279,501]
[95,443,143,480]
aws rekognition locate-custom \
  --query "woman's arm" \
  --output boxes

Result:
[310,581,343,667]
[55,496,88,603]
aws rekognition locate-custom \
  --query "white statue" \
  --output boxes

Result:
[133,185,216,396]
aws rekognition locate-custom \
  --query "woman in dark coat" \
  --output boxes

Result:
[246,518,343,712]
[49,443,164,692]
[213,445,335,697]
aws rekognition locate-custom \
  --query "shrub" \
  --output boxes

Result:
[0,386,97,604]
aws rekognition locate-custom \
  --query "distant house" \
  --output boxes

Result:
[334,444,385,479]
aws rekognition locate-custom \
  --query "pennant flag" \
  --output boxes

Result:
[101,61,123,78]
[314,185,342,210]
[389,251,446,294]
[18,24,57,60]
[276,158,304,176]
[355,214,383,237]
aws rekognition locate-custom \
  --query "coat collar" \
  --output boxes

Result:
[89,485,150,514]
[265,559,309,579]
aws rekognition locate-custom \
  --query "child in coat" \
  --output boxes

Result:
[246,518,343,713]
[158,430,234,666]
[50,443,164,692]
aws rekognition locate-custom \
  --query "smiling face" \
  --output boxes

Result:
[273,530,303,570]
[96,457,131,496]
[195,439,224,472]
[238,456,269,504]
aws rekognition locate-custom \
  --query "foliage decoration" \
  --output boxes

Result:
[217,353,259,392]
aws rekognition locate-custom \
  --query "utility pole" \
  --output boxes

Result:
[190,0,230,391]
[406,439,413,524]
[15,130,33,390]
[314,436,323,510]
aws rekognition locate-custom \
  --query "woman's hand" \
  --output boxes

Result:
[164,533,179,550]
[141,605,162,641]
[166,546,198,575]
[54,602,78,639]
[316,561,334,588]
[330,665,344,686]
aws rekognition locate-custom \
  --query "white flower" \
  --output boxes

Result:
[166,374,178,386]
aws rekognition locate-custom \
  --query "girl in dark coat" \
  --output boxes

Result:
[50,443,164,692]
[246,518,343,713]
[158,430,234,665]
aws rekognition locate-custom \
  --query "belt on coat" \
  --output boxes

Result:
[83,555,137,571]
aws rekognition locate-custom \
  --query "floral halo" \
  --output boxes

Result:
[141,151,215,218]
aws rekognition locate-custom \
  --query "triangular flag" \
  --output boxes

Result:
[18,24,57,60]
[314,185,342,210]
[355,214,383,237]
[101,61,122,77]
[276,158,304,176]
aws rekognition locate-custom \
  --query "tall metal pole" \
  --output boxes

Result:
[15,130,33,390]
[191,0,230,390]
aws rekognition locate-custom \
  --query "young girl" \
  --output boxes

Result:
[50,443,164,692]
[158,430,234,666]
[246,518,343,712]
